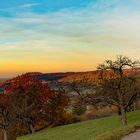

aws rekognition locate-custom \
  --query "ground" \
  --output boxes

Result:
[18,110,140,140]
[122,129,140,140]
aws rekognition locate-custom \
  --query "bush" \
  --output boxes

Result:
[72,104,86,116]
[55,112,75,126]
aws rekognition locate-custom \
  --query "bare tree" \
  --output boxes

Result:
[97,55,140,125]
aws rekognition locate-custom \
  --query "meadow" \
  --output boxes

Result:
[18,110,140,140]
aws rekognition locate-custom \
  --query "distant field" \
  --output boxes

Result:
[18,110,140,140]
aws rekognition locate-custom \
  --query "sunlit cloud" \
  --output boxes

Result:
[0,0,140,77]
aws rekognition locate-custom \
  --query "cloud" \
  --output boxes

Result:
[0,0,140,49]
[0,2,42,16]
[0,0,140,76]
[20,3,41,8]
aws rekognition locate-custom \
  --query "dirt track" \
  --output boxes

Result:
[121,130,140,140]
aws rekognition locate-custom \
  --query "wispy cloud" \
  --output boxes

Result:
[0,0,140,77]
[0,2,42,16]
[20,3,41,8]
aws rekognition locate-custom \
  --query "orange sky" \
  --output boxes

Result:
[0,0,140,77]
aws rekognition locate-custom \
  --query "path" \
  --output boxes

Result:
[122,130,140,140]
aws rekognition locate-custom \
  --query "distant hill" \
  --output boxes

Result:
[1,69,140,88]
[26,71,101,84]
[0,78,9,82]
[28,69,140,84]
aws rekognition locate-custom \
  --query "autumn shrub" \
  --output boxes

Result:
[78,105,118,121]
[54,112,74,126]
[72,104,86,116]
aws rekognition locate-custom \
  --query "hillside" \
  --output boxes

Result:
[26,69,140,84]
[1,69,140,95]
[2,69,140,86]
[18,110,140,140]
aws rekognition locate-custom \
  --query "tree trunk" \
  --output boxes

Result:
[118,107,121,116]
[120,105,127,125]
[3,128,8,140]
[133,102,136,111]
[29,124,35,133]
[117,89,127,125]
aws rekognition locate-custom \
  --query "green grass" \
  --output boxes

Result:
[17,110,140,140]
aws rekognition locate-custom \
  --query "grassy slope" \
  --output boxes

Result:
[18,110,140,140]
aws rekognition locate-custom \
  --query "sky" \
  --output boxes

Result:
[0,0,140,77]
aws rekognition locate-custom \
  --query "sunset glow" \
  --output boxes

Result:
[0,0,140,77]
